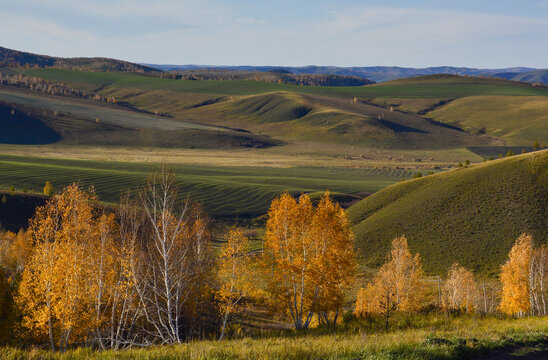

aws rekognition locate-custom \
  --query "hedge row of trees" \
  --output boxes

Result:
[0,72,117,104]
[0,168,357,350]
[354,234,547,330]
[0,167,546,351]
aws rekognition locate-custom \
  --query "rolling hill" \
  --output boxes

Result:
[347,150,548,276]
[0,46,160,73]
[427,96,548,145]
[146,64,536,83]
[19,69,548,99]
[492,69,548,85]
[0,87,276,149]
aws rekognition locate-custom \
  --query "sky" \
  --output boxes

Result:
[1,0,547,68]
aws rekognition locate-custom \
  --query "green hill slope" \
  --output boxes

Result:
[0,88,276,149]
[0,46,159,73]
[428,96,548,145]
[347,150,548,275]
[20,69,548,99]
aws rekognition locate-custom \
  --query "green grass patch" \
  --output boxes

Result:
[0,154,414,218]
[428,95,548,145]
[21,69,548,99]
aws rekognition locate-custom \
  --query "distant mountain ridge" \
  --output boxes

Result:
[144,64,540,82]
[0,46,160,73]
[490,69,548,85]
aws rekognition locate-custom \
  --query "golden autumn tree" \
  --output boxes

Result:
[216,227,255,341]
[263,192,355,330]
[15,184,129,350]
[17,184,98,350]
[442,263,479,313]
[354,236,423,331]
[309,192,356,326]
[0,230,31,343]
[499,233,533,317]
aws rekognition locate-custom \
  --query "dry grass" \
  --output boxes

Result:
[1,316,546,359]
[0,143,482,169]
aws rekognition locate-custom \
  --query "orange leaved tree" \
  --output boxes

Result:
[264,192,355,330]
[216,227,255,340]
[17,184,101,350]
[499,233,533,316]
[354,236,423,331]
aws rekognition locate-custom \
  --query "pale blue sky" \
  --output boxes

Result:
[1,0,547,68]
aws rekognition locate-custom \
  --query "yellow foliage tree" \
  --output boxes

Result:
[310,192,356,326]
[499,233,533,316]
[43,181,54,196]
[216,227,255,340]
[354,236,423,330]
[264,192,355,329]
[442,263,479,313]
[16,184,123,350]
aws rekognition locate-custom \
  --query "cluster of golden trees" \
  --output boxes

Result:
[0,167,546,351]
[354,234,547,329]
[0,168,357,350]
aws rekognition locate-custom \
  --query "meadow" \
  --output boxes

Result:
[0,154,416,218]
[21,69,548,98]
[1,315,546,360]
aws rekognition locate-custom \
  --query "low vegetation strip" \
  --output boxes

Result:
[0,317,546,359]
[0,155,413,218]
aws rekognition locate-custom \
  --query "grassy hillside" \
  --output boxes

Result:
[210,92,498,148]
[21,69,548,98]
[0,155,415,218]
[428,96,548,145]
[0,46,159,73]
[0,88,276,149]
[347,150,548,275]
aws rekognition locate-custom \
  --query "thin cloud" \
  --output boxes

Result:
[0,2,546,67]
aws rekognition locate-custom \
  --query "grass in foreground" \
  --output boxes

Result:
[1,316,546,359]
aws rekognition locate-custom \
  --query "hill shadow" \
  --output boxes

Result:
[0,102,61,144]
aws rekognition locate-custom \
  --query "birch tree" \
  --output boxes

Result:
[135,166,212,344]
[442,263,479,313]
[354,236,423,331]
[216,228,255,340]
[499,234,533,317]
[264,192,355,330]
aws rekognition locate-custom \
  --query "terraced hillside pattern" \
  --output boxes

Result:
[0,155,416,218]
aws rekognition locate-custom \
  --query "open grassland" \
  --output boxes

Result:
[428,96,548,145]
[368,97,453,115]
[11,70,548,149]
[348,150,548,276]
[0,154,416,218]
[94,89,500,150]
[21,69,548,98]
[1,316,546,360]
[0,143,484,168]
[0,87,278,149]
